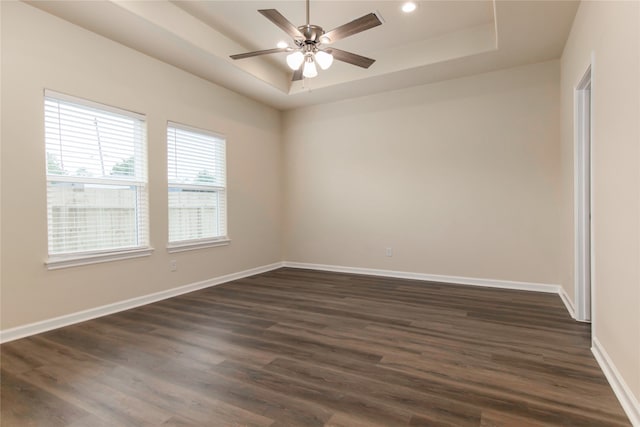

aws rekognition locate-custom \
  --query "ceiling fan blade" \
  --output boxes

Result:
[292,67,303,81]
[259,9,305,40]
[325,48,375,69]
[321,13,382,44]
[230,48,288,60]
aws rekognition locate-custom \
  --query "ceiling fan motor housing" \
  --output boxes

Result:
[297,24,325,44]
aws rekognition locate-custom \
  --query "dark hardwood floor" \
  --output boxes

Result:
[0,268,630,426]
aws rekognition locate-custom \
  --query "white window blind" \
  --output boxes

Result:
[167,122,227,245]
[44,90,149,258]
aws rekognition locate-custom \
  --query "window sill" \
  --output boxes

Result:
[46,247,154,270]
[167,238,230,253]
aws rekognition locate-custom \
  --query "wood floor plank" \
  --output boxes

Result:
[0,369,90,427]
[94,366,274,427]
[325,412,391,427]
[0,268,631,426]
[17,364,175,426]
[212,360,414,426]
[262,357,482,426]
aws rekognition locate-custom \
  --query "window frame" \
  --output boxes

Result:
[166,121,229,253]
[44,90,152,269]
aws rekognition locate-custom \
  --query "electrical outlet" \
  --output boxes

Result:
[170,260,177,272]
[385,247,393,257]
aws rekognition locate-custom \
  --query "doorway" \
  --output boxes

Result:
[575,66,592,322]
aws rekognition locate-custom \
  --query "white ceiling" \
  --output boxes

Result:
[26,0,579,110]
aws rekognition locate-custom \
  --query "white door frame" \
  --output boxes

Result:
[574,64,592,322]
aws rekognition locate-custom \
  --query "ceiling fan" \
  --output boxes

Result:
[230,0,383,80]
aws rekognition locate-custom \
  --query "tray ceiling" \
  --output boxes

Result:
[26,0,579,110]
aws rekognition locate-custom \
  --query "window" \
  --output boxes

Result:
[167,122,227,251]
[44,90,149,266]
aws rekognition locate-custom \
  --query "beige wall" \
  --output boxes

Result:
[0,2,283,330]
[560,0,640,403]
[283,61,562,285]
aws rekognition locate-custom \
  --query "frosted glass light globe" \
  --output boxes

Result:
[315,51,334,70]
[286,51,304,70]
[302,59,318,78]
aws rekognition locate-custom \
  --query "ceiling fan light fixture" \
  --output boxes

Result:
[302,57,318,78]
[286,51,305,70]
[315,50,334,70]
[276,40,289,48]
[230,3,382,81]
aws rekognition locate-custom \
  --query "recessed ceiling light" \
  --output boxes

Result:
[277,40,289,49]
[401,2,417,13]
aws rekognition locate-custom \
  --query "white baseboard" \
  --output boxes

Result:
[558,287,576,319]
[0,262,284,344]
[282,261,561,294]
[592,337,640,426]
